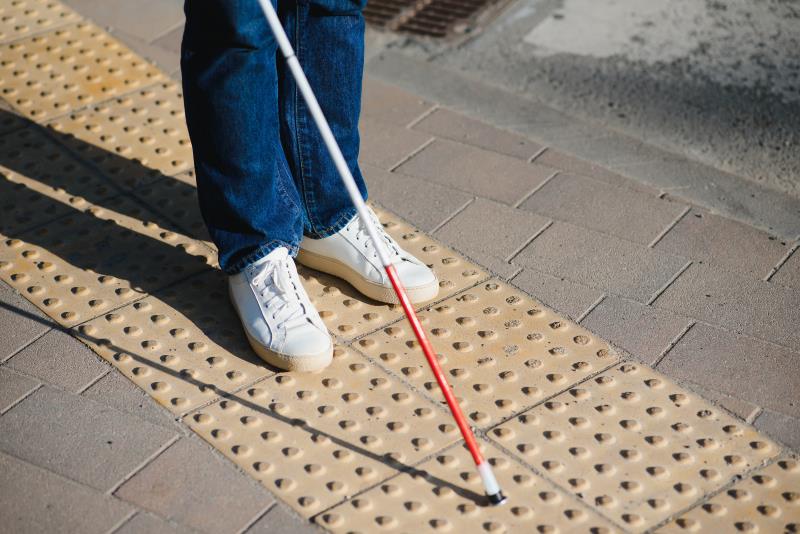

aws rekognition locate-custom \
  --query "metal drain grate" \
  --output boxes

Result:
[364,0,508,39]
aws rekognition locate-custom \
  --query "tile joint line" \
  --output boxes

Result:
[106,509,138,534]
[106,434,180,496]
[652,321,696,369]
[647,260,692,306]
[430,196,475,234]
[0,383,43,416]
[527,145,549,164]
[764,240,799,282]
[404,103,440,129]
[235,502,278,534]
[648,205,691,248]
[505,220,553,263]
[512,170,559,208]
[576,294,606,324]
[388,136,435,172]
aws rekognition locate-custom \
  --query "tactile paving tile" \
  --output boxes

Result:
[0,127,116,235]
[354,279,620,428]
[489,362,780,530]
[316,441,620,533]
[184,345,462,516]
[659,457,800,533]
[0,0,79,43]
[0,98,28,134]
[0,194,215,327]
[47,82,193,189]
[75,269,271,414]
[0,22,163,121]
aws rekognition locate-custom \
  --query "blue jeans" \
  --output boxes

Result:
[181,0,368,274]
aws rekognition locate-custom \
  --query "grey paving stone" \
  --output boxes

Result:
[363,164,472,233]
[753,409,800,452]
[532,148,659,194]
[81,370,181,432]
[0,281,52,361]
[657,323,800,419]
[654,208,789,278]
[0,386,177,491]
[112,28,180,75]
[555,134,668,166]
[686,383,760,422]
[510,268,604,320]
[771,246,800,289]
[116,512,197,534]
[115,437,271,534]
[0,452,132,534]
[358,116,432,170]
[245,503,320,534]
[152,24,184,55]
[63,0,184,42]
[0,366,40,414]
[514,222,689,302]
[411,107,543,160]
[654,263,800,351]
[521,173,686,245]
[362,77,435,126]
[580,296,692,364]
[394,139,554,205]
[6,328,109,393]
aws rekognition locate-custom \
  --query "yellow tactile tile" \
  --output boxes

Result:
[0,0,79,43]
[184,346,462,516]
[0,127,116,234]
[0,194,214,326]
[489,362,780,530]
[354,279,619,428]
[75,269,271,414]
[659,457,800,533]
[317,441,621,533]
[0,21,163,121]
[47,81,193,189]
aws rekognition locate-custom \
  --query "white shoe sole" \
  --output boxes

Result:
[296,248,439,304]
[242,329,332,372]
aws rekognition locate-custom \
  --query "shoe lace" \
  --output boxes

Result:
[353,209,403,263]
[250,257,309,329]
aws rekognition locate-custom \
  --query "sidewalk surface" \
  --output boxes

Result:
[0,1,798,533]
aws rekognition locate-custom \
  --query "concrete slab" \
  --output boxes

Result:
[357,116,432,170]
[115,437,271,534]
[0,386,177,491]
[0,281,51,361]
[514,221,689,302]
[6,328,109,393]
[753,410,800,452]
[0,366,40,414]
[658,322,800,418]
[654,263,800,350]
[510,268,604,320]
[62,0,184,42]
[394,138,554,205]
[0,451,132,534]
[580,295,692,364]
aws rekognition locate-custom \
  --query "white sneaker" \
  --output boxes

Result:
[228,247,332,372]
[297,207,439,304]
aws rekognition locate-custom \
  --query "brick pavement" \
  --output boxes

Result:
[0,1,798,533]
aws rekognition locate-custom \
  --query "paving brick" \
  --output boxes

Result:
[245,504,320,534]
[435,197,550,264]
[510,268,604,320]
[0,281,52,361]
[6,328,109,393]
[116,512,196,534]
[112,28,180,75]
[514,222,689,302]
[0,366,39,414]
[687,383,760,421]
[0,452,133,534]
[554,134,667,166]
[657,323,800,419]
[115,437,271,534]
[361,77,434,126]
[411,107,543,160]
[654,263,800,350]
[580,296,692,364]
[521,173,686,245]
[0,386,176,491]
[152,24,183,55]
[655,208,789,277]
[771,246,800,288]
[63,0,184,42]
[81,370,181,432]
[754,410,800,452]
[362,164,472,232]
[395,139,554,205]
[358,117,432,170]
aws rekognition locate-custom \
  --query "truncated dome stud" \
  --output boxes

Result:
[256,0,507,505]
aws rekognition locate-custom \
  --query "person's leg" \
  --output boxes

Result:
[181,0,304,274]
[277,0,368,238]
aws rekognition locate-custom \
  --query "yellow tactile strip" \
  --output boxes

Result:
[355,279,620,428]
[0,21,163,121]
[659,457,799,533]
[185,346,462,517]
[0,0,79,43]
[489,362,780,530]
[317,441,620,533]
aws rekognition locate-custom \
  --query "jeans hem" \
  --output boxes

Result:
[303,206,358,239]
[224,239,300,275]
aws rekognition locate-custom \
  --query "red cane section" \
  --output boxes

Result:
[384,264,485,466]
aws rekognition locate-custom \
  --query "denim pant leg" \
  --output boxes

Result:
[277,0,369,239]
[181,0,304,274]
